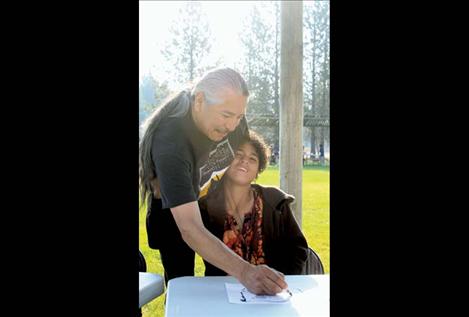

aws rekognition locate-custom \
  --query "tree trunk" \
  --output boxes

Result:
[322,19,328,111]
[310,127,316,157]
[311,13,316,115]
[280,0,303,227]
[274,1,280,153]
[310,23,316,157]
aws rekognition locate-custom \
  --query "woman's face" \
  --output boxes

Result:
[226,142,260,185]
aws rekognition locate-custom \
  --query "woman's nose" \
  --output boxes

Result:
[239,157,248,165]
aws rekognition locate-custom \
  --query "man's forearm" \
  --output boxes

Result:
[179,221,251,280]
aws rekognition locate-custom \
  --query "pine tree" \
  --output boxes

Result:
[161,2,212,85]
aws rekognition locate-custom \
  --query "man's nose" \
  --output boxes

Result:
[225,117,238,132]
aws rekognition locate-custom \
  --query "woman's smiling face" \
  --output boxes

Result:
[226,142,259,185]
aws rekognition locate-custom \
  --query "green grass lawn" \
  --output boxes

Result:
[139,165,329,317]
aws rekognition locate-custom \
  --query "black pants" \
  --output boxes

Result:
[147,198,195,285]
[159,238,195,285]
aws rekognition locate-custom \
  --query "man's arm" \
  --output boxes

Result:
[171,201,288,295]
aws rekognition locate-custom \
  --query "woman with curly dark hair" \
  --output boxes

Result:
[200,131,315,276]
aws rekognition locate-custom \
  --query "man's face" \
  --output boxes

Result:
[193,89,247,142]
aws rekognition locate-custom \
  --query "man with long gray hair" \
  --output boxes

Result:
[139,67,287,295]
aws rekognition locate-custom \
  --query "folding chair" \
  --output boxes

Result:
[302,247,325,274]
[138,250,165,312]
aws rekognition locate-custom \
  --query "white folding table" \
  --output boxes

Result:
[165,275,329,317]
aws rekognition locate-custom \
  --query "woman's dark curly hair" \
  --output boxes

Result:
[244,130,271,175]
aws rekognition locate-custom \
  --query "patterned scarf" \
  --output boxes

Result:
[222,187,265,265]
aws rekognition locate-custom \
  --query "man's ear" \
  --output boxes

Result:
[194,91,205,112]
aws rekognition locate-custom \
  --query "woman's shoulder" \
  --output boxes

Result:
[253,184,295,209]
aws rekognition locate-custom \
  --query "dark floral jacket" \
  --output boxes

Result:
[199,179,309,276]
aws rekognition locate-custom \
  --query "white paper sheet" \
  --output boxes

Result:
[225,283,293,304]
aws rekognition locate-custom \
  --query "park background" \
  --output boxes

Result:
[139,1,329,316]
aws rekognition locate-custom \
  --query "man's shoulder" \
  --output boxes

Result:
[152,117,188,153]
[156,115,185,137]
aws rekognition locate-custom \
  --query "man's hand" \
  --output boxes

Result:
[239,263,288,295]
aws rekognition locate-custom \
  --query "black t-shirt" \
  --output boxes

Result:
[151,108,249,210]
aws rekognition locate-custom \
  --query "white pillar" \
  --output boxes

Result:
[280,0,303,226]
